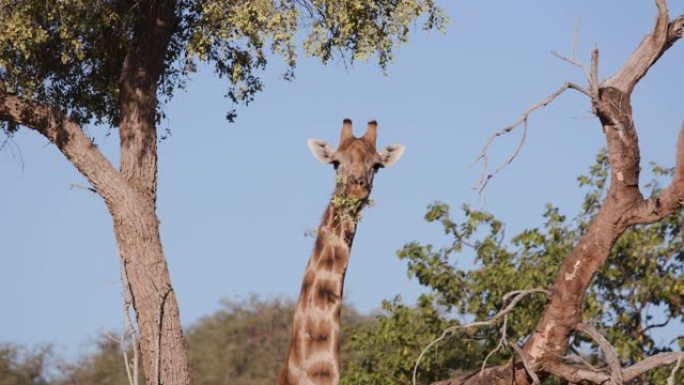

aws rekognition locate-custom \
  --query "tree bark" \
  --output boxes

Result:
[0,1,192,384]
[114,2,192,384]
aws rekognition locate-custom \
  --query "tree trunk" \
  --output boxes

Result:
[0,0,193,383]
[111,192,190,385]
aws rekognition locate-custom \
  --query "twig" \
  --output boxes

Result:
[69,183,97,193]
[510,342,541,385]
[546,352,684,384]
[667,355,682,385]
[569,346,602,371]
[575,323,623,385]
[412,288,550,385]
[473,82,590,193]
[155,286,172,385]
[550,51,591,83]
[479,314,508,375]
[120,261,139,385]
[571,17,580,60]
[590,47,599,97]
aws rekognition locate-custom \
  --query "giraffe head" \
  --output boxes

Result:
[308,119,405,200]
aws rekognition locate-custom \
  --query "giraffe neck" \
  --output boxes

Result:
[279,197,363,385]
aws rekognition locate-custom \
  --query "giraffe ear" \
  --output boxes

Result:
[307,139,337,164]
[378,144,406,168]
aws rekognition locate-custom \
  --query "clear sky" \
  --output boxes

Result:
[1,0,682,359]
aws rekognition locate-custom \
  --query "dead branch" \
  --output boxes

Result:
[575,323,622,385]
[667,355,682,385]
[120,261,140,385]
[510,342,540,385]
[473,82,591,193]
[439,3,684,385]
[550,18,593,86]
[155,287,173,385]
[479,314,508,375]
[603,0,678,93]
[413,288,550,385]
[590,48,599,97]
[546,352,684,384]
[69,183,97,194]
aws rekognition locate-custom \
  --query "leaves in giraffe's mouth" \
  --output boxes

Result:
[331,194,364,223]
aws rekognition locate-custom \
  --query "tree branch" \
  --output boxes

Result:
[622,122,684,226]
[473,82,591,193]
[416,289,550,385]
[510,342,540,385]
[440,3,684,385]
[575,323,622,385]
[0,91,126,203]
[667,355,682,385]
[546,352,684,384]
[604,1,683,93]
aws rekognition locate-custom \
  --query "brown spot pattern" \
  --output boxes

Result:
[314,279,339,308]
[308,361,334,385]
[299,271,315,304]
[304,317,333,355]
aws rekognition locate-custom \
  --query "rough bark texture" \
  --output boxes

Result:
[0,1,191,385]
[434,1,684,384]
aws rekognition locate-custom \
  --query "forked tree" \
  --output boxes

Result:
[0,1,445,385]
[432,1,684,384]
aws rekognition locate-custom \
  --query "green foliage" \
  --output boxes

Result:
[343,149,683,384]
[186,297,295,385]
[0,0,447,126]
[57,337,143,385]
[0,343,51,385]
[342,296,487,385]
[331,194,364,223]
[21,297,371,385]
[188,296,370,385]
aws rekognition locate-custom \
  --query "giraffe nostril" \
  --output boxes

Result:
[358,179,365,187]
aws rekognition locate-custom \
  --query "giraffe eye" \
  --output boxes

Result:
[332,160,340,170]
[373,163,384,171]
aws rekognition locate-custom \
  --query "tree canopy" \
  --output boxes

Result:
[0,0,446,127]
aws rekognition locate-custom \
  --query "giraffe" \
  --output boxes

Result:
[278,119,405,385]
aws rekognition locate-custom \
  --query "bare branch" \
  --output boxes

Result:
[575,323,623,385]
[571,17,580,60]
[120,260,140,385]
[155,287,173,385]
[0,91,127,202]
[479,315,508,376]
[643,315,673,332]
[625,352,684,381]
[590,47,599,97]
[473,83,591,193]
[604,1,682,93]
[551,18,590,78]
[546,352,684,384]
[510,342,540,385]
[667,355,682,385]
[550,50,590,81]
[69,183,97,194]
[413,289,550,385]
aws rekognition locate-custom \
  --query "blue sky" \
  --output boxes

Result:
[1,0,682,359]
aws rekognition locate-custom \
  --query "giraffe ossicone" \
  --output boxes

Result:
[279,119,405,385]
